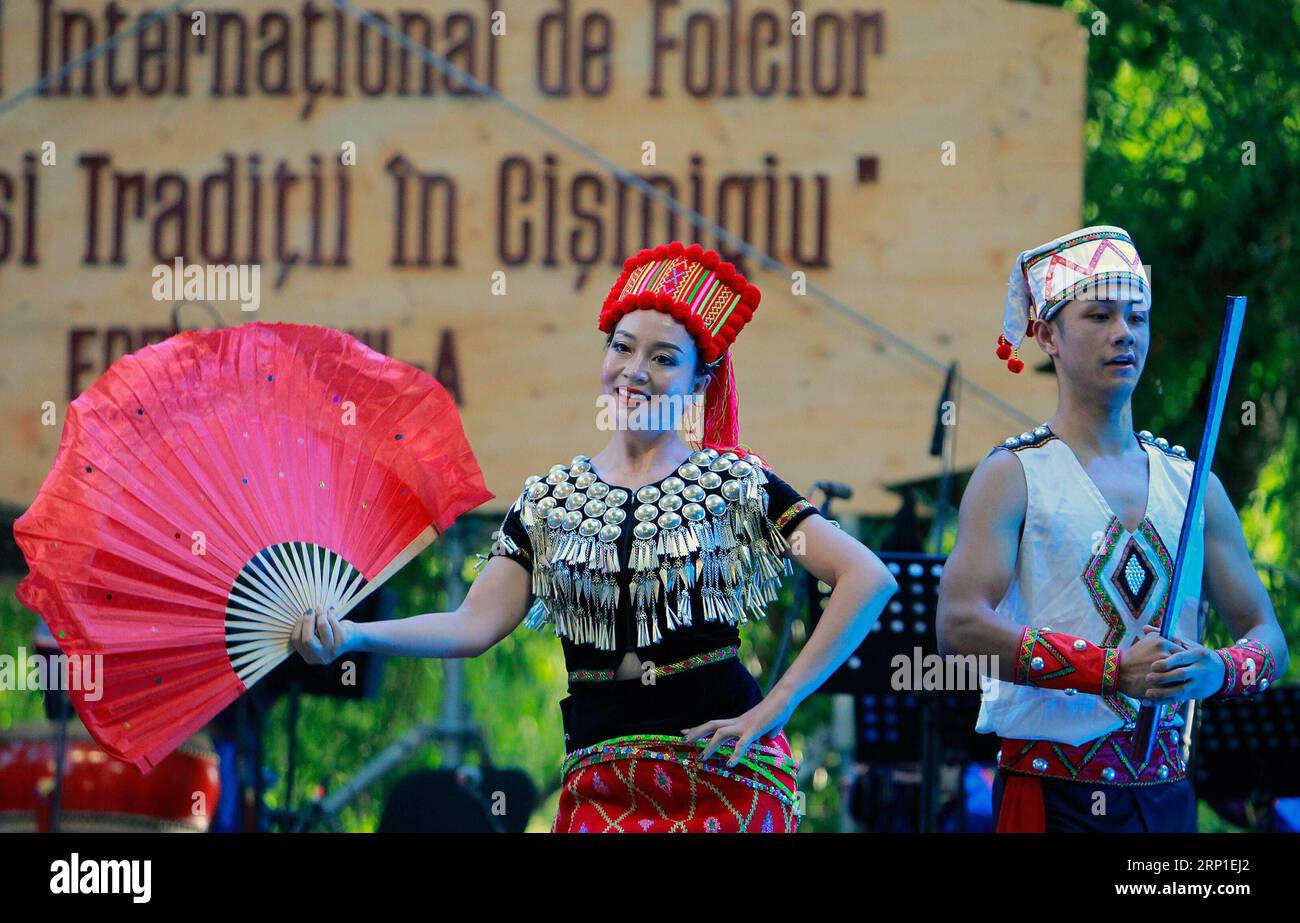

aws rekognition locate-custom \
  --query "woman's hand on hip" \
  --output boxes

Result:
[681,688,795,767]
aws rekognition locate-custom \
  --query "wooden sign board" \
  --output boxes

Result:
[0,0,1082,514]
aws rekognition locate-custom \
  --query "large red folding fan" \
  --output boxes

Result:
[14,322,492,772]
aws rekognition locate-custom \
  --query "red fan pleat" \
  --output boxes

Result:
[14,322,492,773]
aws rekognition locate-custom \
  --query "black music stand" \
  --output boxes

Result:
[812,551,995,830]
[1192,682,1300,829]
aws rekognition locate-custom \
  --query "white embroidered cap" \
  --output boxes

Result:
[997,225,1150,372]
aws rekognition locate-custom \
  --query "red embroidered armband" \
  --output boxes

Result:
[1214,638,1276,698]
[1012,626,1120,697]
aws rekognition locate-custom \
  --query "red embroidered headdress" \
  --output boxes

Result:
[598,241,762,461]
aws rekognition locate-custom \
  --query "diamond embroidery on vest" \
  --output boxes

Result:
[1136,518,1175,632]
[1082,517,1127,646]
[1111,537,1157,617]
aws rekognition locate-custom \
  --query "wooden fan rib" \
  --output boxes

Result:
[310,541,326,614]
[337,524,437,618]
[229,650,285,682]
[224,591,293,627]
[265,544,313,619]
[232,645,292,687]
[226,635,291,658]
[230,563,300,621]
[324,547,348,611]
[247,545,308,615]
[285,541,318,617]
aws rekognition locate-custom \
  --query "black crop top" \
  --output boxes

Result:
[486,448,817,674]
[484,448,817,750]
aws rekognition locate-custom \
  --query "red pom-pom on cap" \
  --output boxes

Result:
[996,342,1013,361]
[1007,357,1025,374]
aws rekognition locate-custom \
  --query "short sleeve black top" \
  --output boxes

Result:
[485,450,817,751]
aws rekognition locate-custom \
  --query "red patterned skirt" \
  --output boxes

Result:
[553,731,801,833]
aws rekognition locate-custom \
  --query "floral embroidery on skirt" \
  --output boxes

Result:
[553,731,800,833]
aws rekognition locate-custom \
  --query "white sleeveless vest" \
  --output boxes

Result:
[975,426,1204,747]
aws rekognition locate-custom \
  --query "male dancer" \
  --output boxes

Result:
[937,226,1288,832]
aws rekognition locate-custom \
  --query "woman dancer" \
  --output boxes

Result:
[293,241,897,832]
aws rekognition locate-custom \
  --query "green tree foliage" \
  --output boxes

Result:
[1037,0,1300,662]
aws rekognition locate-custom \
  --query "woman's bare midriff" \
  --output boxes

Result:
[614,651,642,680]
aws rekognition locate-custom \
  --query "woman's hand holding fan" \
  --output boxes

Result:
[292,606,354,665]
[15,322,492,773]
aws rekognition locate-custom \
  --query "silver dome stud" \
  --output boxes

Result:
[636,485,661,504]
[657,494,683,512]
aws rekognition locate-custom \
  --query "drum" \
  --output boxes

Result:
[0,721,221,832]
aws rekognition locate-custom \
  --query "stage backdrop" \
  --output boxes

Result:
[0,0,1083,513]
